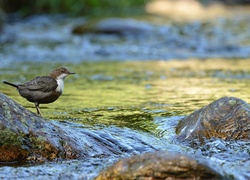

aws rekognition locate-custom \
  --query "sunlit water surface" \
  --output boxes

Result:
[1,60,250,179]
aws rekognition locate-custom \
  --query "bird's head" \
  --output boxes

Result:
[49,67,75,80]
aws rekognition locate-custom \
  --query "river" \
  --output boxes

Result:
[0,11,250,179]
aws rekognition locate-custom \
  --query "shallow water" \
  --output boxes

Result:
[1,13,250,67]
[1,59,250,179]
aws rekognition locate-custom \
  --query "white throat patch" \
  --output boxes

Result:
[56,79,64,93]
[55,73,68,93]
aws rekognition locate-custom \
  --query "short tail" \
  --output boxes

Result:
[3,81,18,88]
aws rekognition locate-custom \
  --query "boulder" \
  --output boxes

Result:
[0,92,80,162]
[96,151,224,180]
[176,96,250,142]
[0,92,158,162]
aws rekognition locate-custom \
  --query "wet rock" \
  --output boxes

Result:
[176,96,250,142]
[72,18,153,35]
[0,92,158,163]
[96,151,225,180]
[0,92,79,162]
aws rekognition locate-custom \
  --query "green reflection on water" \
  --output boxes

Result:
[1,59,250,134]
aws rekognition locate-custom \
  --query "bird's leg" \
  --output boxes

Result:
[34,102,42,116]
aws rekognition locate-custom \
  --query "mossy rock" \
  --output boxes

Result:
[0,93,69,162]
[176,96,250,142]
[0,92,158,163]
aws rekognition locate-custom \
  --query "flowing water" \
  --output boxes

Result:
[1,14,250,179]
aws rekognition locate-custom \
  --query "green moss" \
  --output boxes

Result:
[229,99,237,106]
[30,136,47,149]
[0,128,27,147]
[36,135,47,142]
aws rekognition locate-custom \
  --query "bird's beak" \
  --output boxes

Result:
[68,72,76,75]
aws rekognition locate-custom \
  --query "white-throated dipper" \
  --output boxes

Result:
[3,67,75,116]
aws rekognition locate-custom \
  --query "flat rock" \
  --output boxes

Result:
[96,151,225,180]
[176,96,250,142]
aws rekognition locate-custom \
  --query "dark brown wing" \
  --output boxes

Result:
[23,76,58,92]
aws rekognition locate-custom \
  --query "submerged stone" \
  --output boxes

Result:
[72,18,152,35]
[96,151,225,180]
[176,96,250,142]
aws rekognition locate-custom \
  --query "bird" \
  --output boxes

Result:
[3,67,75,116]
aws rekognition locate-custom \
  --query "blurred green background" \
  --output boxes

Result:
[0,0,148,16]
[0,0,249,16]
